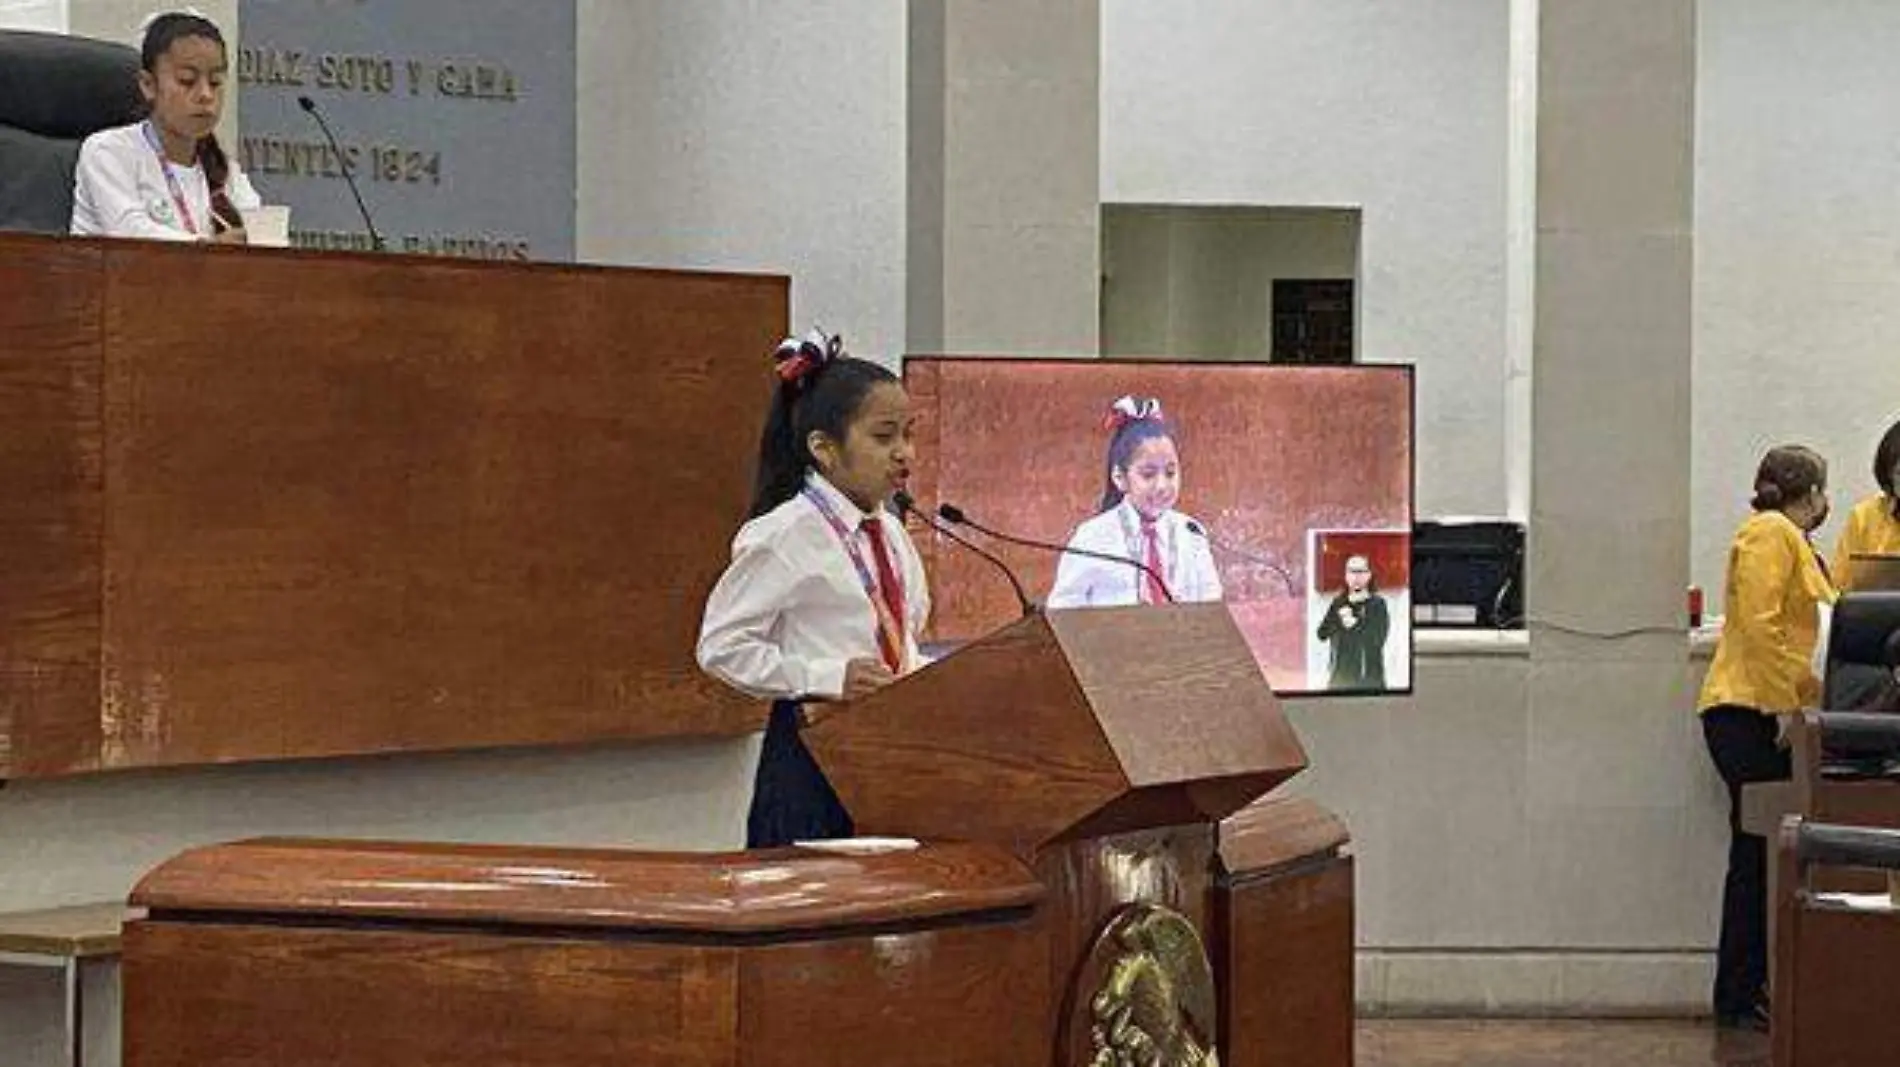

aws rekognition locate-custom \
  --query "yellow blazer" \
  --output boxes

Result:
[1832,494,1900,592]
[1699,510,1837,714]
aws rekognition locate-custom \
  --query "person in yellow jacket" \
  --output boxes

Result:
[1832,418,1900,592]
[1698,444,1836,1031]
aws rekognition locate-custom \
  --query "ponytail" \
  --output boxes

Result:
[199,134,244,232]
[749,381,808,519]
[746,332,898,519]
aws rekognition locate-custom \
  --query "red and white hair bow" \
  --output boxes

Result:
[1102,395,1165,432]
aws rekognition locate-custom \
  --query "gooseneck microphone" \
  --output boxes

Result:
[894,492,1035,617]
[936,502,1175,604]
[296,95,387,252]
[1183,519,1297,598]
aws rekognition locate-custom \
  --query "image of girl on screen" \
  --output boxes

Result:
[1046,396,1223,609]
[1316,555,1390,690]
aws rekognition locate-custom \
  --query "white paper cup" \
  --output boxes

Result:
[239,205,291,248]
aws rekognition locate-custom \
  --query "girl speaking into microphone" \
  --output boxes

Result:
[696,332,931,848]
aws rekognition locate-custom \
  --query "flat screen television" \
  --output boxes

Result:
[903,357,1415,697]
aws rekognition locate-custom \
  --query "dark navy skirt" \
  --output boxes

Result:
[745,700,854,849]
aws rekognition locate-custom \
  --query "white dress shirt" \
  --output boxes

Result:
[1046,502,1223,609]
[70,122,262,241]
[697,472,931,701]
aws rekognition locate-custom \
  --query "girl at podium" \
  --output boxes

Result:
[1697,444,1838,1031]
[1047,396,1222,609]
[1833,417,1900,592]
[697,332,931,848]
[70,11,259,243]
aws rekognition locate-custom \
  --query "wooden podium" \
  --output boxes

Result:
[125,604,1355,1066]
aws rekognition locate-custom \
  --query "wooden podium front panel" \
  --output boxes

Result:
[1217,858,1354,1067]
[123,921,741,1067]
[124,913,1052,1067]
[2,235,782,777]
[739,921,1049,1067]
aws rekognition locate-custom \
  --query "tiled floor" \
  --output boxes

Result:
[1357,1019,1769,1067]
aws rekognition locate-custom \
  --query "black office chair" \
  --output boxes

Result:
[0,30,144,234]
[1824,590,1900,710]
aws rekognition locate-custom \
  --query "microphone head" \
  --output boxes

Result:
[892,490,915,516]
[1185,519,1207,537]
[297,95,318,112]
[937,503,968,525]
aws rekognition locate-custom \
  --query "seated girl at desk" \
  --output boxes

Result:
[70,12,260,243]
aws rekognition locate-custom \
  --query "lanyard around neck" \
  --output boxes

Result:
[141,121,203,237]
[801,484,906,671]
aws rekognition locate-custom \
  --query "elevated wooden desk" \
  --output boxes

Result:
[127,840,1047,1067]
[1,233,776,781]
[125,606,1355,1065]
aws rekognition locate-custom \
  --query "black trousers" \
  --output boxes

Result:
[745,701,853,849]
[1700,705,1792,1016]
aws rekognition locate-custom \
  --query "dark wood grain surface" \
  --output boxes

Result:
[123,849,1053,1067]
[806,612,1133,856]
[737,920,1049,1067]
[124,920,744,1067]
[1,233,781,778]
[807,606,1305,855]
[0,238,106,777]
[1048,604,1305,797]
[1219,794,1351,875]
[130,837,1043,934]
[1773,823,1900,1067]
[1217,855,1355,1067]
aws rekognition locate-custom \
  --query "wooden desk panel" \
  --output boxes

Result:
[0,240,105,776]
[123,921,742,1067]
[1,236,781,777]
[122,837,1052,1067]
[1218,858,1355,1067]
[738,922,1049,1067]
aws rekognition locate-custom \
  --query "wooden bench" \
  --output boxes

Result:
[0,903,141,1067]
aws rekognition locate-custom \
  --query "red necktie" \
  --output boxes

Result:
[1140,518,1168,604]
[861,518,907,671]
